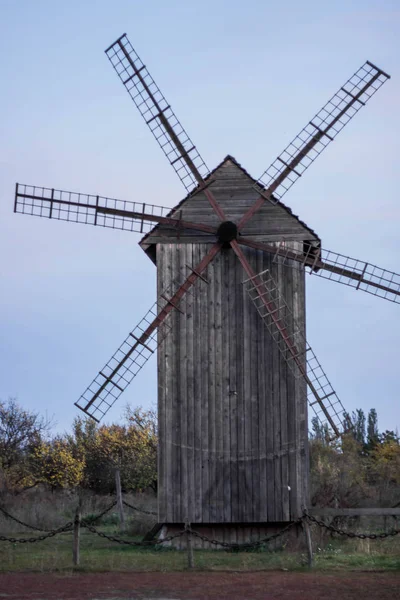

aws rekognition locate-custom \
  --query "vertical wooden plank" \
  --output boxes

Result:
[298,259,309,512]
[222,249,231,524]
[229,248,239,523]
[242,246,253,522]
[214,249,223,521]
[171,244,181,523]
[256,248,267,522]
[200,244,210,523]
[272,254,282,522]
[250,249,260,522]
[280,256,290,523]
[207,247,217,522]
[182,244,198,522]
[288,249,299,519]
[236,249,246,522]
[185,244,199,522]
[156,243,166,523]
[179,244,188,523]
[264,250,275,523]
[192,243,203,523]
[164,244,175,522]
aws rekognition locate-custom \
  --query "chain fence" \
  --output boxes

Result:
[122,500,157,516]
[304,512,400,540]
[0,500,117,534]
[0,521,74,544]
[1,500,399,549]
[80,520,186,546]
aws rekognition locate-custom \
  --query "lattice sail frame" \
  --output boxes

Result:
[273,240,400,305]
[105,34,209,193]
[75,271,198,422]
[256,61,390,203]
[14,183,172,235]
[244,269,347,437]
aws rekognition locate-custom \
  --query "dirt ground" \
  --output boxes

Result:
[0,571,399,600]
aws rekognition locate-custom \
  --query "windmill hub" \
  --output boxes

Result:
[217,220,238,244]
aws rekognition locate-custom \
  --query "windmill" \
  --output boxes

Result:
[15,34,398,540]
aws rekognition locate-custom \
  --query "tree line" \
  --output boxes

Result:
[310,409,400,508]
[0,398,399,508]
[0,398,157,495]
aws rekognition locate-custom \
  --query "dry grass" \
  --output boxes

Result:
[0,489,399,573]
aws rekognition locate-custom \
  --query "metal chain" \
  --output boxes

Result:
[0,521,73,544]
[185,519,302,549]
[122,500,157,516]
[80,519,186,546]
[305,513,400,540]
[86,500,118,522]
[0,500,116,539]
[0,505,54,532]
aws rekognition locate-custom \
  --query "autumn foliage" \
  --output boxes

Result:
[0,398,399,509]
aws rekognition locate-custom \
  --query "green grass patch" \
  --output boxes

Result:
[1,526,400,573]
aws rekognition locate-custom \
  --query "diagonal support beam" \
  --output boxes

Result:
[231,241,342,436]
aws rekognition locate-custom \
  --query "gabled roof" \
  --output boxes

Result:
[140,155,320,260]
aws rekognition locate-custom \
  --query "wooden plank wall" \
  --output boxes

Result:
[141,159,319,250]
[157,241,308,525]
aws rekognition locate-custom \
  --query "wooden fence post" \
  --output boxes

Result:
[73,505,81,567]
[115,467,125,532]
[302,519,313,568]
[186,522,194,569]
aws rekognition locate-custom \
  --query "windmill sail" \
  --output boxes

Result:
[238,237,400,305]
[14,183,217,237]
[243,268,347,437]
[76,243,221,421]
[75,294,173,422]
[238,61,390,229]
[105,34,209,192]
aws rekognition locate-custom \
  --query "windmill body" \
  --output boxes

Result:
[14,33,397,543]
[141,156,318,527]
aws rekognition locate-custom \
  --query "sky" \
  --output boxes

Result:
[0,0,399,437]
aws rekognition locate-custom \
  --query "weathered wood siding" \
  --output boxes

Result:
[157,242,308,524]
[141,158,319,253]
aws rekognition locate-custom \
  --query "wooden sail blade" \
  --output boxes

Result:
[105,33,209,193]
[308,247,400,304]
[75,242,222,421]
[14,183,218,237]
[237,237,400,304]
[238,61,390,229]
[242,266,347,438]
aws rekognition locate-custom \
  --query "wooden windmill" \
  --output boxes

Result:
[15,34,398,539]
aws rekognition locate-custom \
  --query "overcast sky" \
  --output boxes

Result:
[0,0,399,436]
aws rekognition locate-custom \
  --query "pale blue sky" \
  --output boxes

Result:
[0,0,399,435]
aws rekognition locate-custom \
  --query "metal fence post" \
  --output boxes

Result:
[73,505,81,567]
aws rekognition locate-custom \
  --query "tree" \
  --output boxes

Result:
[0,398,52,492]
[310,417,330,445]
[68,407,157,494]
[367,408,379,450]
[32,438,85,490]
[342,409,366,446]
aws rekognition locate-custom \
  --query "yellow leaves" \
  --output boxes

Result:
[33,439,85,489]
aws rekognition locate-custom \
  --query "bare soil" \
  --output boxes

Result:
[0,571,399,600]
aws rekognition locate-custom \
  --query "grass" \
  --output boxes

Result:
[1,490,399,573]
[1,525,399,573]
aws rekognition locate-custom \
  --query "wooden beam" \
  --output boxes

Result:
[308,507,400,517]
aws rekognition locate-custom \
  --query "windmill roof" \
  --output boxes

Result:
[140,154,321,252]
